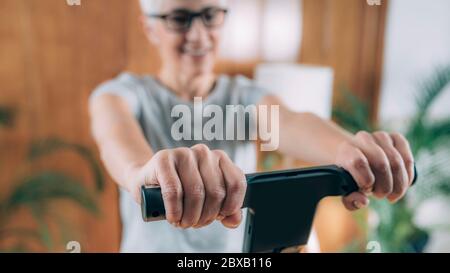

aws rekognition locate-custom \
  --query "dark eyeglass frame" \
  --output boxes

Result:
[147,7,228,32]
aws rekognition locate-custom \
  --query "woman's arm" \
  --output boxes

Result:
[89,94,153,192]
[89,94,247,229]
[258,95,353,164]
[259,95,415,210]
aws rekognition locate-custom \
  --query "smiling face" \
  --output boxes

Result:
[142,0,227,79]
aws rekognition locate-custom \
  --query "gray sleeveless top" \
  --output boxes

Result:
[90,73,268,252]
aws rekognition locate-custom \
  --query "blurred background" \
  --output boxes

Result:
[0,0,449,253]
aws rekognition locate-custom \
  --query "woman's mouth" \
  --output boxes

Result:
[182,47,212,57]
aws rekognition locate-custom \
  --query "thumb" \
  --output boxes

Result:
[221,210,243,229]
[342,192,370,211]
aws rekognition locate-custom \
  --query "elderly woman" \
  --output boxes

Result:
[89,0,415,252]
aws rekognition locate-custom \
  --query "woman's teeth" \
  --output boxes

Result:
[184,48,210,57]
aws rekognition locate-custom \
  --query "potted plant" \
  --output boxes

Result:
[333,64,450,252]
[0,106,105,252]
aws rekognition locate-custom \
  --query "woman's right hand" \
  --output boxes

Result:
[126,144,247,230]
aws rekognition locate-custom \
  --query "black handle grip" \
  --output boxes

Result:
[141,164,417,222]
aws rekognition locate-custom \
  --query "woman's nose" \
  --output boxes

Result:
[185,18,210,42]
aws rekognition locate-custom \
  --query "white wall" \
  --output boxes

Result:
[220,0,302,62]
[380,0,450,126]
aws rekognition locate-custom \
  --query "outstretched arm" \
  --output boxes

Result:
[259,95,415,210]
[89,94,247,229]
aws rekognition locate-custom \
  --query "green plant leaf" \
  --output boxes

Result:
[332,89,375,133]
[407,65,450,154]
[424,118,450,151]
[5,171,99,216]
[415,65,450,120]
[0,228,41,242]
[30,205,53,250]
[28,138,104,192]
[332,109,360,133]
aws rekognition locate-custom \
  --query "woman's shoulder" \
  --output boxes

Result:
[101,72,153,87]
[90,72,156,117]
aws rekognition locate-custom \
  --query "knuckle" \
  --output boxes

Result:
[374,131,390,139]
[161,185,183,200]
[154,149,170,161]
[176,148,195,163]
[155,157,171,170]
[192,144,210,155]
[392,132,411,146]
[187,184,205,200]
[166,208,182,220]
[175,147,192,156]
[374,131,393,144]
[352,156,369,171]
[389,154,404,173]
[208,187,226,201]
[373,160,390,174]
[213,149,228,159]
[404,157,414,167]
[157,166,179,182]
[391,132,404,140]
[227,179,245,195]
[356,131,372,141]
[375,182,392,196]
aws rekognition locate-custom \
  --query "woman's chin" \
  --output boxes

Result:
[181,64,214,78]
[182,53,214,66]
[186,70,213,79]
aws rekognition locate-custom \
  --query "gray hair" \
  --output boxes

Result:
[139,0,228,15]
[139,0,164,14]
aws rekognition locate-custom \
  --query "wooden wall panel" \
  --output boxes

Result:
[299,0,387,252]
[0,0,132,252]
[125,0,161,75]
[300,0,388,124]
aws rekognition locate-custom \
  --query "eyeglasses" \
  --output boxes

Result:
[147,7,228,32]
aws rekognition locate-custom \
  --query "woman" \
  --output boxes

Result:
[89,0,415,252]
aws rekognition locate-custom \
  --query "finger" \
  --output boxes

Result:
[390,132,415,186]
[373,132,409,202]
[336,142,375,193]
[215,150,247,220]
[129,171,155,205]
[342,192,370,211]
[155,152,183,226]
[354,131,394,199]
[175,148,205,229]
[191,145,225,228]
[221,210,243,229]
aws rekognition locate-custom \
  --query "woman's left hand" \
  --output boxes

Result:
[335,131,415,210]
